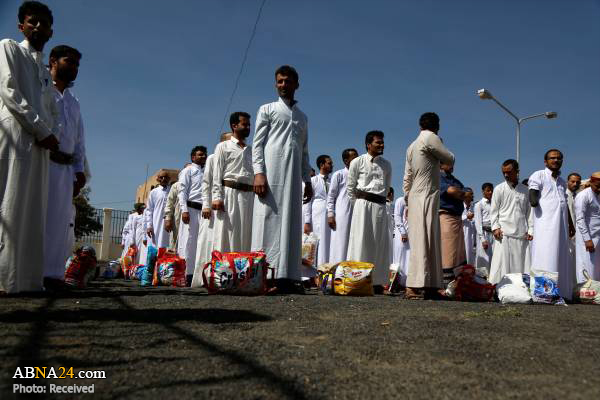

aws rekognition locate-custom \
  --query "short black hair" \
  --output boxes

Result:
[275,65,298,82]
[521,179,529,186]
[18,1,53,24]
[464,187,473,193]
[134,203,145,211]
[482,182,494,191]
[229,111,251,130]
[365,130,384,149]
[419,112,440,132]
[502,159,519,171]
[388,187,394,195]
[190,145,207,159]
[342,148,358,161]
[544,148,563,160]
[50,45,81,61]
[316,154,331,169]
[568,172,582,180]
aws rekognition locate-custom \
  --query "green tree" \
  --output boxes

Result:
[73,187,103,239]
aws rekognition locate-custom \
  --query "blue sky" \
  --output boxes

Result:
[1,0,599,208]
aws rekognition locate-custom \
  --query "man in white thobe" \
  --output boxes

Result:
[488,159,533,284]
[346,131,392,292]
[178,146,207,278]
[474,183,494,277]
[528,149,575,300]
[566,172,582,281]
[251,65,312,293]
[120,210,136,259]
[145,170,171,249]
[393,195,410,286]
[403,113,455,299]
[462,188,476,265]
[305,155,334,269]
[212,113,254,253]
[43,45,87,282]
[164,177,182,250]
[327,148,358,265]
[0,2,60,293]
[574,172,600,282]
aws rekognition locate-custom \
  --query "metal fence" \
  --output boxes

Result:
[77,208,130,244]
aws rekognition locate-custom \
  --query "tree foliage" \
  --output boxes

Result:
[73,187,103,239]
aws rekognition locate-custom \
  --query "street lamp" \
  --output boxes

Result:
[477,88,557,164]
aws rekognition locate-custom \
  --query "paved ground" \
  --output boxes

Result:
[1,278,599,399]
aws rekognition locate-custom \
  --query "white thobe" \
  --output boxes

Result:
[44,88,86,279]
[488,182,533,284]
[327,168,352,265]
[212,137,254,253]
[528,168,573,300]
[574,187,600,283]
[566,188,578,282]
[462,202,476,265]
[403,130,455,289]
[145,185,170,248]
[251,98,311,280]
[305,174,331,268]
[163,181,182,249]
[120,213,136,259]
[393,197,410,286]
[0,39,59,293]
[474,198,493,275]
[192,155,216,287]
[132,213,146,265]
[178,163,204,274]
[346,154,392,286]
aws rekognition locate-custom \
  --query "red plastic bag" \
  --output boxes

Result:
[202,251,273,295]
[152,248,186,287]
[454,265,496,302]
[64,246,98,288]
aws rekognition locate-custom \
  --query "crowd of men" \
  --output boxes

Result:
[1,2,599,300]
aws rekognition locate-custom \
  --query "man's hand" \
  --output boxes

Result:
[526,234,533,241]
[304,223,312,235]
[146,228,154,239]
[182,211,190,224]
[212,200,225,211]
[37,134,59,151]
[328,216,336,230]
[143,239,147,246]
[401,235,408,243]
[493,228,503,241]
[569,224,576,239]
[164,219,173,233]
[585,240,595,253]
[254,173,268,198]
[120,244,125,250]
[202,208,211,219]
[73,172,86,197]
[303,182,313,204]
[482,240,489,250]
[467,211,474,220]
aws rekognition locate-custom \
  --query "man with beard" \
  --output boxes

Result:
[0,1,60,293]
[305,154,334,269]
[212,113,254,253]
[327,148,358,265]
[403,112,455,299]
[574,172,600,283]
[474,182,494,277]
[528,149,575,300]
[251,65,312,294]
[566,172,582,225]
[488,159,533,284]
[43,45,87,285]
[145,170,171,250]
[346,131,392,293]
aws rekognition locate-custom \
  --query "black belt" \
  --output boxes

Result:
[50,150,74,165]
[223,179,253,192]
[186,201,202,210]
[483,226,492,233]
[355,190,386,205]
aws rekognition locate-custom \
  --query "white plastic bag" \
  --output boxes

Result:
[530,268,566,305]
[574,269,600,305]
[496,273,532,304]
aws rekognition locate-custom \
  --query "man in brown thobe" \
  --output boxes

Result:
[403,113,455,299]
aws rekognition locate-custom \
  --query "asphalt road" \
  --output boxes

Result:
[1,278,599,399]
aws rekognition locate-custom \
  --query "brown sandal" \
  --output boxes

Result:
[404,287,424,300]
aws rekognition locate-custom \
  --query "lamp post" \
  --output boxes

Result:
[477,88,557,164]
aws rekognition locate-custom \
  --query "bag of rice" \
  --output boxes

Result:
[302,233,319,268]
[530,268,566,305]
[496,273,532,304]
[203,251,273,295]
[573,269,600,305]
[332,261,374,296]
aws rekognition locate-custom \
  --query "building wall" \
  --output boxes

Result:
[135,169,180,204]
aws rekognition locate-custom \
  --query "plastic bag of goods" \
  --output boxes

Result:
[453,264,495,302]
[153,248,186,287]
[140,245,158,287]
[317,263,336,295]
[573,269,600,305]
[496,273,532,304]
[386,263,404,294]
[102,261,120,278]
[64,246,98,288]
[529,268,566,305]
[332,261,374,296]
[121,254,133,277]
[202,251,273,295]
[301,233,319,268]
